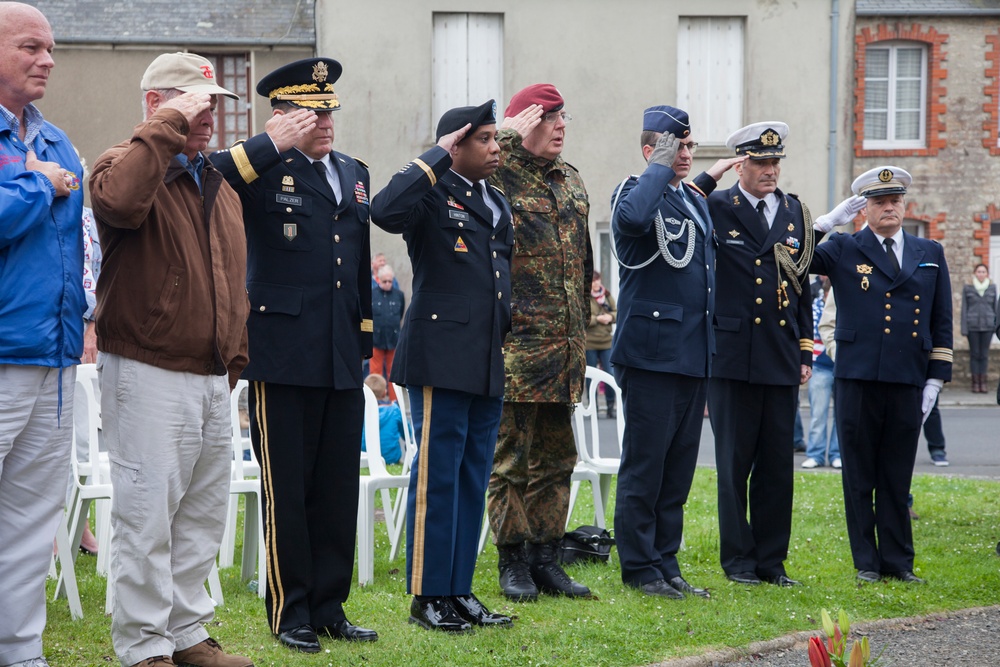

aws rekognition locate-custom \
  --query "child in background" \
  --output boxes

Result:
[363,374,404,465]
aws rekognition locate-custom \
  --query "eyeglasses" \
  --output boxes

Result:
[679,142,699,155]
[542,111,573,124]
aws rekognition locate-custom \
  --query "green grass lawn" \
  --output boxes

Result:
[44,468,1000,667]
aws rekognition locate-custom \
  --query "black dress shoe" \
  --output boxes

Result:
[277,625,320,653]
[856,570,881,583]
[726,571,762,585]
[409,596,473,634]
[319,619,378,642]
[451,594,513,628]
[668,576,710,598]
[639,579,684,599]
[760,574,802,587]
[885,570,926,584]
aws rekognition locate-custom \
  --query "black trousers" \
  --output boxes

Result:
[709,378,796,578]
[614,367,706,586]
[835,378,921,574]
[249,381,363,634]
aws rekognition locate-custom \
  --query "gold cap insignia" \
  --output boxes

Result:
[857,264,873,274]
[282,175,294,186]
[878,169,894,183]
[313,61,329,83]
[760,129,781,146]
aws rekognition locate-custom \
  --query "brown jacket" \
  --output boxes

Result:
[91,108,249,388]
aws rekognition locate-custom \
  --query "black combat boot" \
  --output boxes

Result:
[497,543,538,601]
[606,402,616,419]
[527,540,591,597]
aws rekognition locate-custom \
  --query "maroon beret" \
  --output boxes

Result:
[504,83,564,117]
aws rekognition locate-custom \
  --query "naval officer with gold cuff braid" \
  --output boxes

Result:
[212,57,376,652]
[811,166,952,584]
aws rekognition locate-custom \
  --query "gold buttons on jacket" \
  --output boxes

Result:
[431,314,438,320]
[755,298,762,305]
[286,207,292,213]
[336,281,341,288]
[914,295,920,301]
[495,270,500,278]
[755,259,761,266]
[259,305,266,312]
[914,319,919,325]
[336,258,342,265]
[884,328,891,334]
[779,320,786,326]
[458,222,464,228]
[755,278,762,285]
[497,292,503,299]
[754,317,761,325]
[885,304,891,310]
[886,292,892,298]
[334,234,341,243]
[913,332,918,338]
[915,308,921,314]
[653,311,660,318]
[493,251,497,258]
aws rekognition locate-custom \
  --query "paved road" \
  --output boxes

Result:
[592,385,1000,479]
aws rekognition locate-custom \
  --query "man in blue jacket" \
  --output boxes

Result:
[610,106,738,600]
[371,100,513,633]
[0,4,85,666]
[811,166,952,583]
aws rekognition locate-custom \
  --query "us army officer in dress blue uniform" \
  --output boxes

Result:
[706,122,814,587]
[610,106,729,600]
[811,167,952,584]
[212,58,377,652]
[370,101,514,633]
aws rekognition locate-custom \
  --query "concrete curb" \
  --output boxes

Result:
[648,605,1000,667]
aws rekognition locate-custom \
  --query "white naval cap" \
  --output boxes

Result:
[851,166,911,197]
[725,121,789,159]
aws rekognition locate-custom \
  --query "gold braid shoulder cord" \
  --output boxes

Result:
[772,201,814,309]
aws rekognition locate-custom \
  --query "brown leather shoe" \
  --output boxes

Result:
[131,658,176,667]
[173,638,253,667]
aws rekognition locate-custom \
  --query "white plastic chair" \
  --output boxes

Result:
[356,384,410,585]
[54,364,111,617]
[218,379,265,597]
[567,366,624,527]
[387,382,417,561]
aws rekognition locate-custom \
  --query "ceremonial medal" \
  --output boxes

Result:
[282,175,295,193]
[787,223,795,231]
[861,276,869,291]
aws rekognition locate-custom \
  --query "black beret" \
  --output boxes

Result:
[435,99,497,141]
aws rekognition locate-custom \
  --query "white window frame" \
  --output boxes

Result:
[863,41,927,150]
[431,13,503,138]
[901,218,926,239]
[676,16,744,145]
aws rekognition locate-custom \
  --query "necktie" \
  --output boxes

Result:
[884,237,900,276]
[756,200,769,235]
[675,187,705,233]
[312,160,337,203]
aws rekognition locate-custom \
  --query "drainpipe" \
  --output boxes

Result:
[828,0,840,211]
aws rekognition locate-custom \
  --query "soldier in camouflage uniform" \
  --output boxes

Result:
[486,84,594,601]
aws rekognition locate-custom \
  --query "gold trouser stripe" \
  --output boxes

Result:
[929,347,954,362]
[412,158,436,187]
[253,381,284,632]
[231,143,259,184]
[409,386,433,595]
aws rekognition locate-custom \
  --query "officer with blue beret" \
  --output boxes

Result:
[706,121,814,587]
[811,166,952,584]
[371,100,514,633]
[212,57,377,651]
[610,105,728,600]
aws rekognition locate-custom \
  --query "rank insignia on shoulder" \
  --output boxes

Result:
[732,195,741,206]
[857,264,873,274]
[354,181,369,205]
[728,229,740,238]
[454,236,469,253]
[447,196,465,210]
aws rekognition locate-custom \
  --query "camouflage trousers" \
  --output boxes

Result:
[487,401,578,546]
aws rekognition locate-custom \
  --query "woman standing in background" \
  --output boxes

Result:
[961,263,997,393]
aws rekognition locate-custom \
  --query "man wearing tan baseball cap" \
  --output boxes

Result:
[89,52,251,667]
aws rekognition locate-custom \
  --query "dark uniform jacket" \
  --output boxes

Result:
[370,146,512,397]
[372,286,405,350]
[708,183,813,385]
[212,133,372,389]
[610,163,715,377]
[811,227,952,387]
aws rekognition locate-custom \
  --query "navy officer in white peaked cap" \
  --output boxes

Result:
[811,165,952,584]
[705,121,814,588]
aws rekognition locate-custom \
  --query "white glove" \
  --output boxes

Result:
[921,379,943,424]
[814,195,867,233]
